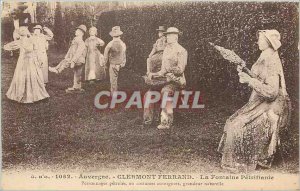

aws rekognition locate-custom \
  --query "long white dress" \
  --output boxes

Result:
[31,27,54,83]
[4,38,50,103]
[85,36,105,81]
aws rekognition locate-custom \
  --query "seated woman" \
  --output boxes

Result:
[218,30,291,172]
[3,26,50,103]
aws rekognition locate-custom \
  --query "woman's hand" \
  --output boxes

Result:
[237,65,243,72]
[70,60,76,69]
[115,65,121,71]
[238,72,252,84]
[4,41,19,51]
[147,72,154,80]
[120,62,125,68]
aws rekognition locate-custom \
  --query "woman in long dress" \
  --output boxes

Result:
[85,27,105,82]
[218,30,291,172]
[4,26,49,103]
[31,25,54,84]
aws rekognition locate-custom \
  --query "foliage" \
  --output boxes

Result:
[36,2,55,27]
[53,2,66,49]
[6,1,298,98]
[1,17,14,44]
[57,2,103,46]
[97,2,299,99]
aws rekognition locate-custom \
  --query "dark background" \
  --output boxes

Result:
[97,2,299,100]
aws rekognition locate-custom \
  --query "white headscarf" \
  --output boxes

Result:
[259,30,288,97]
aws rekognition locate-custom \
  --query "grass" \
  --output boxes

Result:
[1,48,299,174]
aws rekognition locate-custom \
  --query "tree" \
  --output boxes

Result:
[53,2,66,49]
[36,2,54,27]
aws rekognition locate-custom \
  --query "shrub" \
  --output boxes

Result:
[1,17,14,45]
[53,2,66,49]
[97,2,299,100]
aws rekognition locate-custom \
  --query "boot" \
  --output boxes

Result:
[157,112,173,129]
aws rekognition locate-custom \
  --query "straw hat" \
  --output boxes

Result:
[33,25,43,30]
[76,25,87,33]
[109,26,123,37]
[258,30,281,50]
[163,27,182,35]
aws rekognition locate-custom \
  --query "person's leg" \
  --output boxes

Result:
[158,84,176,129]
[49,59,70,73]
[146,58,151,74]
[159,101,174,129]
[109,65,114,92]
[57,59,71,73]
[143,89,155,125]
[72,65,84,89]
[109,65,119,93]
[87,54,96,80]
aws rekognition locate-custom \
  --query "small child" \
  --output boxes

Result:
[49,25,87,93]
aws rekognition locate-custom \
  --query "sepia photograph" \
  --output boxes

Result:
[1,0,299,190]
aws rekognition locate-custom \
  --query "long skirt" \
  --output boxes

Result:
[85,50,106,81]
[6,51,50,103]
[37,51,49,83]
[218,93,290,172]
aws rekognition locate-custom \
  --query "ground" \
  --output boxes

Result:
[1,48,299,174]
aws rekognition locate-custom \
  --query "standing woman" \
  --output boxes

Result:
[85,27,105,83]
[3,26,50,103]
[218,30,291,172]
[32,24,53,85]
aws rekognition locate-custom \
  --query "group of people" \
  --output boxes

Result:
[143,26,188,130]
[3,23,187,131]
[3,24,127,101]
[48,25,125,93]
[4,25,53,103]
[3,23,291,173]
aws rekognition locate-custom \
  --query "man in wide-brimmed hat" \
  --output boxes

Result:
[49,24,87,93]
[32,24,53,85]
[147,27,188,129]
[103,26,126,93]
[143,26,167,126]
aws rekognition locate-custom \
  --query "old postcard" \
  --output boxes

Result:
[1,0,299,190]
